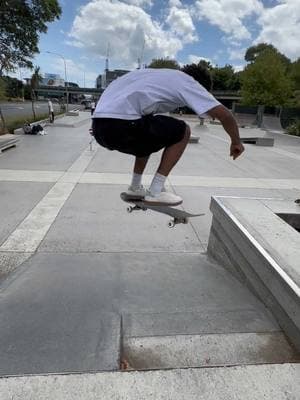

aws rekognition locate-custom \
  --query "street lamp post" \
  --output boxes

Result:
[46,51,69,112]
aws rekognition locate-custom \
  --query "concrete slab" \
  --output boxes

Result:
[38,183,202,252]
[0,253,121,376]
[0,252,276,376]
[123,308,280,338]
[198,126,300,179]
[0,364,299,400]
[0,252,33,281]
[124,332,296,370]
[0,181,53,246]
[0,125,90,171]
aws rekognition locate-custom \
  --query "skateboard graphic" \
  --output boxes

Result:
[120,192,204,228]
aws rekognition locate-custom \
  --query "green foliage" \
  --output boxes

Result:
[0,78,6,99]
[286,119,300,136]
[289,59,300,90]
[241,50,293,106]
[0,0,61,74]
[245,43,290,67]
[212,65,241,91]
[148,58,180,69]
[181,62,212,91]
[0,75,23,98]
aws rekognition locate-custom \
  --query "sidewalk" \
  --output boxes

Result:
[0,114,299,397]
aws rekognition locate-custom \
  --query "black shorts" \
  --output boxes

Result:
[92,115,187,157]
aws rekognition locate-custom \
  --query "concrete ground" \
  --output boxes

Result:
[0,113,299,397]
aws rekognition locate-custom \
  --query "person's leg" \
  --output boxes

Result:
[157,125,190,176]
[127,156,149,197]
[133,156,149,174]
[147,125,190,200]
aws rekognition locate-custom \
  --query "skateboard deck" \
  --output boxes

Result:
[120,192,204,228]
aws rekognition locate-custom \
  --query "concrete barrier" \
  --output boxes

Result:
[207,196,300,351]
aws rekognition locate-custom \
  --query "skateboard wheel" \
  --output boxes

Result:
[127,206,133,213]
[168,220,175,228]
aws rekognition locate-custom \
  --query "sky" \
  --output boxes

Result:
[17,0,300,87]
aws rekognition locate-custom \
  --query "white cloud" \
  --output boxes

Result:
[233,64,245,72]
[166,5,197,43]
[255,0,300,61]
[169,0,182,6]
[228,47,247,61]
[188,54,212,65]
[47,57,97,87]
[123,0,153,7]
[68,0,185,68]
[194,0,264,41]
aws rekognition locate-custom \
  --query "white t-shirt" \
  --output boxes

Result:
[93,68,220,120]
[48,100,54,112]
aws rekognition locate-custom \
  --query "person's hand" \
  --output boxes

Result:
[230,142,244,160]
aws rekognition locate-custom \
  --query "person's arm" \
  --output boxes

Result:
[207,105,244,160]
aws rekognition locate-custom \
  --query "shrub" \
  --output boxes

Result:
[286,119,300,136]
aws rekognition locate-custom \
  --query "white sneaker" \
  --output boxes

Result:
[126,185,147,198]
[144,191,183,206]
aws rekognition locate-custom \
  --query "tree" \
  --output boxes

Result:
[241,50,293,106]
[30,66,43,119]
[245,43,290,67]
[1,76,23,98]
[212,65,241,91]
[290,58,300,90]
[181,62,212,91]
[0,0,61,75]
[148,58,180,69]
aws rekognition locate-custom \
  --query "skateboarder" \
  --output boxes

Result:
[92,68,244,205]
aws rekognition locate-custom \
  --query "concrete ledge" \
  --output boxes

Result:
[66,110,79,116]
[241,137,274,146]
[189,135,199,143]
[207,196,300,351]
[0,134,19,153]
[0,364,299,399]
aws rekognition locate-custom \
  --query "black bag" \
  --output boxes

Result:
[31,124,43,135]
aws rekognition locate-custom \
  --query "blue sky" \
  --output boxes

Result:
[17,0,300,87]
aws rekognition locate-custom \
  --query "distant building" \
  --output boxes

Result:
[42,73,64,87]
[101,69,129,89]
[96,74,102,89]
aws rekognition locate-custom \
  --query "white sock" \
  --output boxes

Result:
[149,173,167,196]
[130,173,142,188]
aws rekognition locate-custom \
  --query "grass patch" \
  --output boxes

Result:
[1,111,63,135]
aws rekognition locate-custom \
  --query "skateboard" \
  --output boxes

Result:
[120,192,204,228]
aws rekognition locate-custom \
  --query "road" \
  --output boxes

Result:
[0,101,79,121]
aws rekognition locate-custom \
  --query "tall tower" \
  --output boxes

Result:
[105,43,110,72]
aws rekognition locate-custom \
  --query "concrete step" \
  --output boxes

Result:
[0,363,299,399]
[123,332,298,370]
[0,134,19,153]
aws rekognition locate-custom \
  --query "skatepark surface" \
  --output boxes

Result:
[0,112,299,398]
